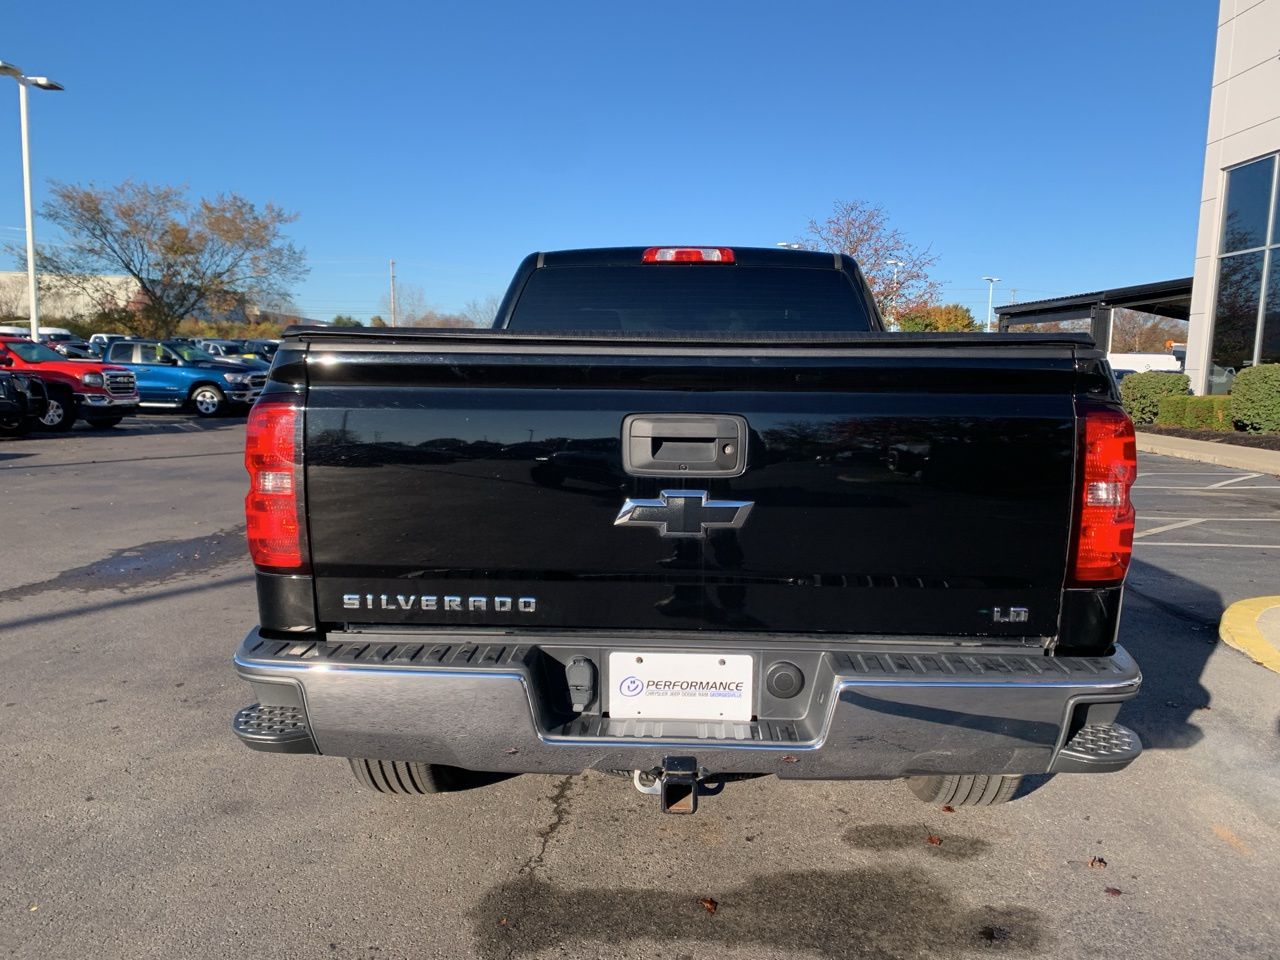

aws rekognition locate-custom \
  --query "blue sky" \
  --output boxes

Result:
[4,0,1216,323]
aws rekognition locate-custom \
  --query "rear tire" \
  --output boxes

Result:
[906,774,1022,806]
[347,758,514,795]
[39,388,76,432]
[0,416,35,437]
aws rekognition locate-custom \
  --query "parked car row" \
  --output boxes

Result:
[0,336,139,431]
[0,332,278,436]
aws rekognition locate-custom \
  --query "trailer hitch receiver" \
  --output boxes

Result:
[659,756,699,815]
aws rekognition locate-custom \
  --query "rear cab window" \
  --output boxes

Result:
[505,265,873,333]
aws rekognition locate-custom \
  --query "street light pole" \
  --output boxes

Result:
[1,61,63,342]
[389,258,397,327]
[17,81,39,342]
[885,259,905,331]
[982,276,1002,333]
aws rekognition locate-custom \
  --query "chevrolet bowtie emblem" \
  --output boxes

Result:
[613,489,754,539]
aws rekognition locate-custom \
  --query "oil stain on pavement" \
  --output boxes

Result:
[842,823,993,861]
[0,525,247,601]
[472,868,1043,959]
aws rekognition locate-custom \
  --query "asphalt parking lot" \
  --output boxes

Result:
[3,421,1279,960]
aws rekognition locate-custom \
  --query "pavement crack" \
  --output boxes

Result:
[517,774,577,879]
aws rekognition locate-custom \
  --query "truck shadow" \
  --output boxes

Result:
[472,868,1042,959]
[1116,558,1222,750]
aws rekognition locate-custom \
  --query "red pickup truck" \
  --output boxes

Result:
[0,336,139,431]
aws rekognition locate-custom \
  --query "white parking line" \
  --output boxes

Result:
[1206,473,1262,488]
[1131,487,1280,493]
[1133,518,1206,539]
[1135,542,1280,549]
[1136,519,1274,527]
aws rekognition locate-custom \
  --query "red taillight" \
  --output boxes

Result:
[1069,406,1136,585]
[641,247,735,263]
[245,397,307,572]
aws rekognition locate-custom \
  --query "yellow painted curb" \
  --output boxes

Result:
[1219,596,1280,674]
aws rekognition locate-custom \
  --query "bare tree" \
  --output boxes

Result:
[1108,308,1188,353]
[1005,318,1093,334]
[461,294,502,327]
[799,199,941,317]
[379,282,477,327]
[29,180,308,339]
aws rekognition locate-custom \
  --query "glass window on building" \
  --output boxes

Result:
[1263,259,1280,365]
[1220,156,1274,253]
[1209,155,1280,393]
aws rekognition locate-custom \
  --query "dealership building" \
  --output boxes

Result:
[1186,0,1280,393]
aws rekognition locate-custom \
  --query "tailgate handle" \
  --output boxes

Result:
[622,414,748,478]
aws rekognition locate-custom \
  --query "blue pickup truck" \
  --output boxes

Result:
[104,340,266,417]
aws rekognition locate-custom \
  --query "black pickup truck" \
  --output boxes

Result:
[232,246,1141,814]
[0,368,48,437]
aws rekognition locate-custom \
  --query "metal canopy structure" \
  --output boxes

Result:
[995,277,1192,348]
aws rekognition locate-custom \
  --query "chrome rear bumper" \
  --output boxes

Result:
[233,629,1141,778]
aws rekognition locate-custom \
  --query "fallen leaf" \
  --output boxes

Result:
[1089,856,1108,869]
[1104,887,1123,897]
[926,834,943,846]
[941,805,956,813]
[1211,823,1254,857]
[498,918,508,927]
[781,755,798,764]
[698,897,718,915]
[504,747,519,755]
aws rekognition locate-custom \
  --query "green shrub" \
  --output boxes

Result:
[1184,396,1232,432]
[1229,364,1280,433]
[1120,372,1190,424]
[1156,394,1190,426]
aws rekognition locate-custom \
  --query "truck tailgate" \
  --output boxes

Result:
[301,338,1081,639]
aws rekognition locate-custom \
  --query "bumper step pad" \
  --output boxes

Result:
[232,703,317,754]
[1050,722,1140,773]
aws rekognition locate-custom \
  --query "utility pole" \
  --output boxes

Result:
[389,258,397,328]
[982,276,1002,333]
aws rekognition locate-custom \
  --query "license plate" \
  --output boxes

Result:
[608,651,753,722]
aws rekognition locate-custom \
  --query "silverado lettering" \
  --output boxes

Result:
[341,594,537,613]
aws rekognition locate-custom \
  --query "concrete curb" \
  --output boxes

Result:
[1219,596,1280,675]
[1136,432,1280,475]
